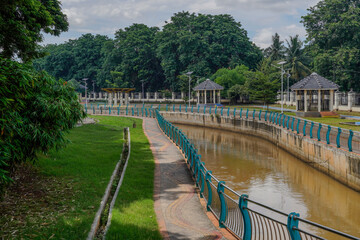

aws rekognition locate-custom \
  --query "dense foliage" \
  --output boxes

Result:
[34,12,262,92]
[0,0,68,62]
[0,58,85,189]
[302,0,360,91]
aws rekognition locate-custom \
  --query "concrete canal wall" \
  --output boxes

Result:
[161,112,360,192]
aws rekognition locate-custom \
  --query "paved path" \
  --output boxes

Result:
[143,118,227,240]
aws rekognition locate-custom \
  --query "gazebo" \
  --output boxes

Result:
[193,79,224,105]
[290,73,339,117]
[102,88,135,106]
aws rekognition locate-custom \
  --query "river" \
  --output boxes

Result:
[176,124,360,239]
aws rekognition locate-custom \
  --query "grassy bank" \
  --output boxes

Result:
[0,120,123,239]
[90,116,162,240]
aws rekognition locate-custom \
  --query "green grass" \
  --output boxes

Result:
[302,117,360,131]
[90,116,162,240]
[0,120,124,239]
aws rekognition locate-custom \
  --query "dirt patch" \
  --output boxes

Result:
[0,163,73,239]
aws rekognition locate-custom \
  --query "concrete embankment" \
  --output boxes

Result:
[161,112,360,192]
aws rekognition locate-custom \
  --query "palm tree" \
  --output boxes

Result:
[285,35,311,82]
[265,33,285,61]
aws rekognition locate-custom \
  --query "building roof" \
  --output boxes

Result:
[193,79,224,91]
[290,72,339,90]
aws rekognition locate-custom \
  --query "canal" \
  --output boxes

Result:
[176,124,360,239]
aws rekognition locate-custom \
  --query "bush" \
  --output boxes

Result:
[0,58,86,191]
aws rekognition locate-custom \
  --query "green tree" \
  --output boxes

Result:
[157,12,262,90]
[114,24,165,91]
[228,84,249,104]
[264,33,285,61]
[248,71,280,108]
[285,35,312,82]
[0,58,85,189]
[0,0,68,61]
[302,0,360,91]
[212,65,250,93]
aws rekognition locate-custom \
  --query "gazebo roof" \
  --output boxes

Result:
[290,72,339,90]
[193,79,224,91]
[101,88,135,93]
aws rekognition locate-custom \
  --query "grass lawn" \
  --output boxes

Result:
[91,116,162,240]
[0,119,124,239]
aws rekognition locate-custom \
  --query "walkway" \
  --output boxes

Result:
[142,118,227,240]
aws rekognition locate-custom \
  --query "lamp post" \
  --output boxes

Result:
[272,62,286,113]
[185,71,193,107]
[140,80,145,106]
[82,78,89,106]
[287,71,291,102]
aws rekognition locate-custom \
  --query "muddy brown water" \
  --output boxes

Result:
[176,124,360,239]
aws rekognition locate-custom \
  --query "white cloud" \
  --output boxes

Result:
[44,0,321,48]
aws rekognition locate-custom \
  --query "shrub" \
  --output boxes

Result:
[0,58,86,191]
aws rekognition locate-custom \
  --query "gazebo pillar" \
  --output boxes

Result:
[304,90,308,112]
[329,90,334,111]
[108,92,113,106]
[197,91,200,105]
[318,90,321,112]
[204,90,207,104]
[218,90,221,104]
[114,92,118,106]
[213,90,216,104]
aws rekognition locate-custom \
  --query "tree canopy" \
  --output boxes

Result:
[302,0,360,91]
[0,0,68,62]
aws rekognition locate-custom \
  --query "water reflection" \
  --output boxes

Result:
[176,124,360,238]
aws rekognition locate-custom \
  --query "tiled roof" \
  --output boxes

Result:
[290,72,339,90]
[193,79,224,91]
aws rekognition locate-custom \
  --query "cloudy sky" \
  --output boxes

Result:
[44,0,320,49]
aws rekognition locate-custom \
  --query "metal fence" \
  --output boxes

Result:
[83,103,158,118]
[156,110,359,240]
[159,104,360,154]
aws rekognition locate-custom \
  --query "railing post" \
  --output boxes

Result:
[93,106,95,114]
[185,105,187,113]
[259,109,262,120]
[291,117,295,131]
[209,106,212,114]
[246,109,249,119]
[126,107,128,115]
[117,106,119,115]
[287,212,301,240]
[240,108,242,118]
[166,104,168,111]
[326,125,331,144]
[252,109,255,120]
[296,119,300,134]
[215,106,218,115]
[282,114,286,128]
[173,104,175,112]
[217,181,227,228]
[336,127,342,148]
[286,116,290,129]
[303,120,307,136]
[265,111,268,121]
[197,105,200,113]
[204,106,206,114]
[227,108,230,117]
[132,107,134,116]
[239,194,251,240]
[310,122,314,139]
[191,105,194,113]
[348,130,353,152]
[109,107,111,115]
[221,107,223,116]
[317,123,322,141]
[179,104,181,112]
[233,108,236,118]
[199,162,205,198]
[205,171,212,211]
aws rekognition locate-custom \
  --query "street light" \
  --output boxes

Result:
[272,61,286,113]
[287,71,291,102]
[185,71,193,107]
[140,80,145,106]
[82,78,89,107]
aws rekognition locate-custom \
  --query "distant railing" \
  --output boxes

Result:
[155,110,360,240]
[158,104,360,154]
[83,103,157,118]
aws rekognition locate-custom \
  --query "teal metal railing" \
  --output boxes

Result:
[155,110,359,240]
[83,104,360,154]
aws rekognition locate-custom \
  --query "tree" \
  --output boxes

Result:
[264,33,285,61]
[0,58,85,190]
[156,12,262,90]
[114,24,165,92]
[248,71,280,108]
[302,0,360,91]
[212,65,250,93]
[0,0,68,61]
[228,84,249,104]
[34,34,110,91]
[285,35,312,82]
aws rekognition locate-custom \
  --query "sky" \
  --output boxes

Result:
[44,0,321,49]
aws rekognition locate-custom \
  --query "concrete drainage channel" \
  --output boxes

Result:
[87,127,131,240]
